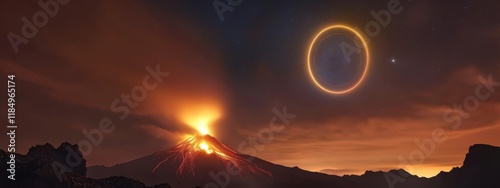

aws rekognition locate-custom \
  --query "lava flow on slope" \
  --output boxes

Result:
[153,134,271,176]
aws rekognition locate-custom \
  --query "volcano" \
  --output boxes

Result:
[86,144,500,188]
[153,134,271,176]
[88,134,283,187]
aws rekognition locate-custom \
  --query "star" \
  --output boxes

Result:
[391,58,396,64]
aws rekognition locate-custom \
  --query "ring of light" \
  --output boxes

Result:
[307,25,370,94]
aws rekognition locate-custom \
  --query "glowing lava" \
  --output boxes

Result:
[153,134,271,176]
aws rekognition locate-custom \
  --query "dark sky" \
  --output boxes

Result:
[1,0,499,177]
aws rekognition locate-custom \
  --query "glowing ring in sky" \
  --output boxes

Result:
[307,25,370,94]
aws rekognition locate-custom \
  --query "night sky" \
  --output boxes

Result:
[1,0,499,177]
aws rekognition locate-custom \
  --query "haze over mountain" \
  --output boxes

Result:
[2,142,500,188]
[87,143,500,188]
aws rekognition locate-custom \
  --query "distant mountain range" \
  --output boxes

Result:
[2,143,500,188]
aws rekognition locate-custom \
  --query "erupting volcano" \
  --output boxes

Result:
[152,103,270,177]
[153,133,271,176]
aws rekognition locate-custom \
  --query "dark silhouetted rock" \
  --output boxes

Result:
[430,144,500,188]
[0,143,169,188]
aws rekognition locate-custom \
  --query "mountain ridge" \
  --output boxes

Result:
[87,143,500,188]
[0,142,170,188]
[2,143,500,188]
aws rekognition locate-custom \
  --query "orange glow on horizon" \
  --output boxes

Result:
[401,165,455,178]
[306,25,370,94]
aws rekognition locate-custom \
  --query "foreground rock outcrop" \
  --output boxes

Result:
[0,142,170,188]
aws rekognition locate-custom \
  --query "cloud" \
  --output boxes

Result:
[319,168,363,176]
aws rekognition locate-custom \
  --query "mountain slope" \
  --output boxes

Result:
[88,144,500,188]
[87,147,353,187]
[2,142,499,188]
